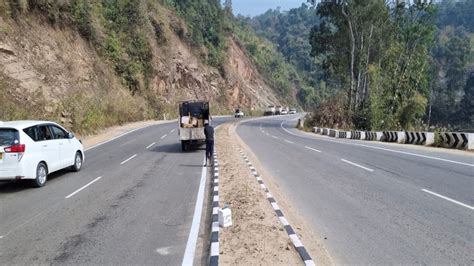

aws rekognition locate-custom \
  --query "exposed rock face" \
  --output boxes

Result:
[0,5,281,125]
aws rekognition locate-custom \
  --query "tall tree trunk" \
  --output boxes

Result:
[342,4,356,111]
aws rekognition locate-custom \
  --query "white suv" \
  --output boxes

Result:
[0,121,84,187]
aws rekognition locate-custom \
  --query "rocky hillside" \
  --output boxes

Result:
[0,1,289,135]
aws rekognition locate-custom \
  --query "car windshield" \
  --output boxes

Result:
[0,128,19,146]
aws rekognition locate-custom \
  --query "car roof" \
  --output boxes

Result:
[0,120,58,129]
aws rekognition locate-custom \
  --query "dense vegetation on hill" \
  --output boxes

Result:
[1,0,299,134]
[246,0,473,131]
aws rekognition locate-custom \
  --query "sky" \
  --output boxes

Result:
[232,0,307,17]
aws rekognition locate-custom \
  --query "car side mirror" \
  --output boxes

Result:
[68,132,75,139]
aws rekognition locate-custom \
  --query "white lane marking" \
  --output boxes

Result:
[272,135,279,139]
[85,123,163,151]
[146,142,156,149]
[170,129,176,133]
[341,159,374,172]
[284,139,294,144]
[156,247,171,256]
[161,134,168,139]
[120,154,137,165]
[305,146,322,153]
[182,155,208,265]
[0,236,3,239]
[280,120,474,168]
[422,189,474,210]
[65,176,102,199]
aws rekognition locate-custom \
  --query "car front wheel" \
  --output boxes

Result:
[71,152,83,172]
[32,162,48,187]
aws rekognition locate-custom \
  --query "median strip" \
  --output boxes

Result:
[239,150,316,266]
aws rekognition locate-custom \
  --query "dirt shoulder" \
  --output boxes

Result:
[216,122,333,265]
[79,120,174,149]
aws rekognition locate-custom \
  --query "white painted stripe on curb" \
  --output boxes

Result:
[289,234,303,248]
[305,146,322,153]
[266,192,272,198]
[341,159,374,172]
[305,260,316,266]
[120,154,137,165]
[213,186,219,192]
[271,202,280,210]
[212,222,219,231]
[210,242,219,256]
[260,184,266,189]
[279,216,290,226]
[65,176,102,199]
[182,156,208,266]
[213,195,219,202]
[146,142,156,149]
[256,176,262,181]
[214,179,219,183]
[422,189,474,210]
[213,207,219,215]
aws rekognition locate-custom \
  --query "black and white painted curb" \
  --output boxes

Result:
[238,149,316,266]
[210,150,220,266]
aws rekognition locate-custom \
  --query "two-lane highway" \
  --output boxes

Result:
[237,115,473,264]
[0,118,230,264]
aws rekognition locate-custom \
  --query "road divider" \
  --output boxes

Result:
[313,126,473,150]
[438,132,473,150]
[238,149,316,266]
[209,150,220,266]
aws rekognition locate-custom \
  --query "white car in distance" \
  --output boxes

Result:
[0,121,84,187]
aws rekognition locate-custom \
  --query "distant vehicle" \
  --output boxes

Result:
[264,105,275,116]
[275,106,283,115]
[178,101,210,151]
[0,120,84,187]
[234,108,244,118]
[281,107,289,115]
[289,108,297,114]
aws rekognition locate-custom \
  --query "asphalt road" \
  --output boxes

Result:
[237,115,473,264]
[0,118,231,265]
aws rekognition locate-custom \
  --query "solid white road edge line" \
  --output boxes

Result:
[305,146,322,153]
[422,189,474,210]
[146,142,156,149]
[341,159,374,172]
[182,124,221,266]
[279,120,474,167]
[161,134,168,139]
[65,176,102,199]
[120,154,137,165]
[182,156,207,266]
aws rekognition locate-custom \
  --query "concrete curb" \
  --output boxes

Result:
[209,150,220,266]
[238,149,316,266]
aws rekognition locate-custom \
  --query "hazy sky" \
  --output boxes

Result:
[233,0,306,17]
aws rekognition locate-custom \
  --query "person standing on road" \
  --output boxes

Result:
[204,122,214,167]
